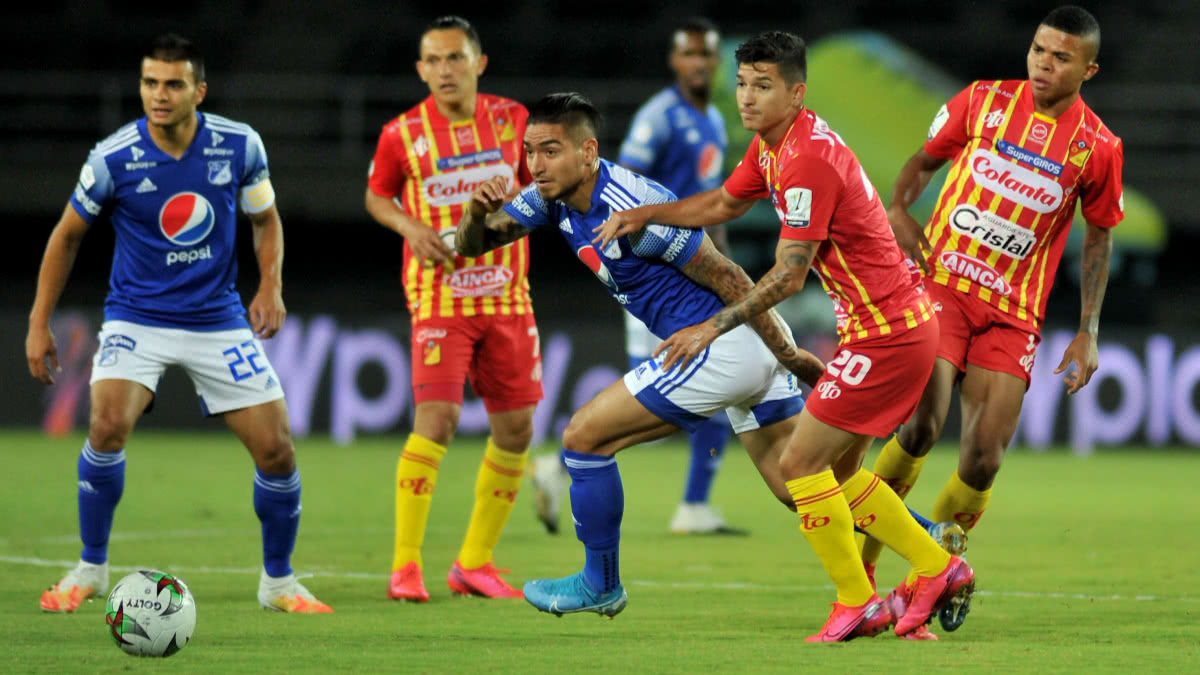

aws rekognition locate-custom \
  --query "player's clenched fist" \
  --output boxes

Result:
[468,176,512,222]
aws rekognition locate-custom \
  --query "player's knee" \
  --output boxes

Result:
[561,416,602,455]
[88,409,134,451]
[960,442,1005,490]
[252,432,297,474]
[899,414,942,456]
[492,419,534,452]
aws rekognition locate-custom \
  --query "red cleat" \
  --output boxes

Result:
[447,561,522,598]
[805,594,893,643]
[894,556,975,637]
[388,562,430,603]
[885,585,938,640]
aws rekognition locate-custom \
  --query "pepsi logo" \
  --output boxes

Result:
[698,143,723,181]
[159,192,215,246]
[576,245,618,293]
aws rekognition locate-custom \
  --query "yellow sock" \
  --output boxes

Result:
[843,468,949,578]
[392,433,446,571]
[786,470,873,607]
[932,471,992,531]
[457,438,528,569]
[860,436,929,566]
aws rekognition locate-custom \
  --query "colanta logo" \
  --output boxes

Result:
[969,149,1063,213]
[159,192,215,246]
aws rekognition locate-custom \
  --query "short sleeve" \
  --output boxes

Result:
[776,155,843,242]
[924,83,973,160]
[618,101,670,172]
[628,223,704,269]
[503,183,553,229]
[238,129,275,214]
[68,152,114,224]
[722,139,768,200]
[367,125,408,198]
[1080,135,1124,228]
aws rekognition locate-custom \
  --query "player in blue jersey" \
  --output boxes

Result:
[528,18,743,536]
[25,34,332,614]
[457,92,827,618]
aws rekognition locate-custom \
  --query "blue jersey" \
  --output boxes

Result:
[617,85,727,198]
[503,160,723,338]
[69,113,275,330]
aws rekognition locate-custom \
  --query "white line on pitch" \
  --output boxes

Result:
[0,555,1192,603]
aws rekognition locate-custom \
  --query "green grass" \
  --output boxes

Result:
[1,430,1198,673]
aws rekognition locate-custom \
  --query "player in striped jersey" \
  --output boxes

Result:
[364,16,539,602]
[27,34,331,614]
[860,8,1123,629]
[597,31,975,641]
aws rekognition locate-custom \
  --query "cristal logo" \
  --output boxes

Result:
[698,143,722,181]
[939,251,1013,296]
[948,204,1036,259]
[159,192,215,245]
[423,164,512,207]
[447,265,514,297]
[969,149,1063,213]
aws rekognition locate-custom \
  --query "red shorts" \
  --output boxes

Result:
[410,313,543,413]
[805,317,939,438]
[928,283,1040,387]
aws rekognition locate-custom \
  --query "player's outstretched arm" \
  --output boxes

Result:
[27,204,92,385]
[593,187,754,249]
[655,237,818,373]
[455,176,533,257]
[680,236,824,386]
[247,203,286,339]
[886,149,946,275]
[1055,223,1112,394]
[364,188,455,265]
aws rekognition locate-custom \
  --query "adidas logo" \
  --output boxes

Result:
[135,177,157,193]
[265,375,278,391]
[78,480,98,495]
[559,218,572,234]
[211,131,224,146]
[130,145,144,161]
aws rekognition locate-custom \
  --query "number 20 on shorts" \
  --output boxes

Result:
[826,349,872,386]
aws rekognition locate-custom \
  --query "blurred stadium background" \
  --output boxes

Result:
[2,1,1197,449]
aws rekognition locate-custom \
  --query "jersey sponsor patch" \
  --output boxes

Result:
[995,140,1063,177]
[159,192,216,246]
[79,164,96,190]
[422,163,513,207]
[446,265,514,297]
[969,149,1063,214]
[784,187,812,227]
[948,204,1035,259]
[436,148,503,171]
[939,250,1013,296]
[928,103,950,140]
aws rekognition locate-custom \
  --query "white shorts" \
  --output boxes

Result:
[623,323,804,434]
[90,320,285,415]
[624,310,659,360]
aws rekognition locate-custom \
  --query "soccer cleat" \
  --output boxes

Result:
[447,561,522,598]
[884,583,938,640]
[257,570,333,613]
[388,561,430,603]
[893,556,975,636]
[804,594,893,643]
[530,453,568,534]
[668,503,749,536]
[40,560,109,613]
[523,572,628,618]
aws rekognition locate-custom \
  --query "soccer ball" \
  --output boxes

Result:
[104,570,196,657]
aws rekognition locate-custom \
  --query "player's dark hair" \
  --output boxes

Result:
[675,16,719,38]
[735,31,807,85]
[527,92,604,143]
[145,33,205,84]
[424,15,483,54]
[1041,5,1101,60]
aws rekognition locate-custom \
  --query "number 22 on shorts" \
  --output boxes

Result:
[224,340,268,382]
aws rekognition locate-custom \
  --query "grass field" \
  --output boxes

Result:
[2,430,1198,673]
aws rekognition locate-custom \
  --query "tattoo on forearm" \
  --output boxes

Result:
[456,210,531,256]
[1079,226,1112,334]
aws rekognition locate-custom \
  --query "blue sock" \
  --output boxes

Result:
[78,441,125,564]
[562,450,623,594]
[683,415,730,504]
[907,505,934,531]
[253,469,301,578]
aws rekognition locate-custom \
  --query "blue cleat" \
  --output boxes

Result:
[523,572,628,619]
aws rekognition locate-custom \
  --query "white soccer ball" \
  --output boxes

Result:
[104,570,196,657]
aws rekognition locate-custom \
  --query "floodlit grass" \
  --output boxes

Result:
[1,430,1197,673]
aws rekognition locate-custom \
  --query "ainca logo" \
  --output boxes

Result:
[447,265,513,297]
[159,192,215,245]
[969,149,1063,213]
[423,164,512,207]
[939,251,1013,296]
[949,204,1036,259]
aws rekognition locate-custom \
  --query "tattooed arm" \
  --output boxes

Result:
[455,176,534,257]
[656,237,819,373]
[1054,224,1112,394]
[680,236,825,386]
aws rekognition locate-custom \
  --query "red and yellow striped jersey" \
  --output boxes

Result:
[923,80,1124,330]
[725,108,934,344]
[368,93,533,319]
